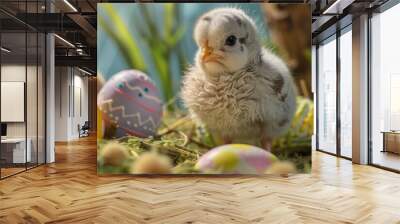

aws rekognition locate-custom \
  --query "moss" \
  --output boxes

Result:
[98,97,313,174]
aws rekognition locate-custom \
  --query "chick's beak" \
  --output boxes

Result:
[201,40,223,63]
[201,45,213,61]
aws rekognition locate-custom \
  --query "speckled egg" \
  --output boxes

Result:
[97,70,163,138]
[196,144,278,174]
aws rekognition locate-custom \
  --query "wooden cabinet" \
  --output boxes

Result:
[382,132,400,154]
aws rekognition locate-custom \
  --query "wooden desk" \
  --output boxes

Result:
[382,131,400,154]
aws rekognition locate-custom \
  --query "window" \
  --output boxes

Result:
[339,27,352,158]
[317,35,337,154]
[370,2,400,171]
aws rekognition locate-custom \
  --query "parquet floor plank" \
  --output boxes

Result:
[0,135,399,223]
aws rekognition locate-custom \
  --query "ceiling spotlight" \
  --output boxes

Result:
[63,0,78,12]
[1,47,11,53]
[54,34,75,48]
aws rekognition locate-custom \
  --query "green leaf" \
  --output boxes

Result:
[139,4,160,39]
[100,4,146,71]
[167,26,186,47]
[164,4,175,39]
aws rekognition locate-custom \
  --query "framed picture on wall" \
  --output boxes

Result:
[97,3,313,175]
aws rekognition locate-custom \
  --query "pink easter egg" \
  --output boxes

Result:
[98,70,163,138]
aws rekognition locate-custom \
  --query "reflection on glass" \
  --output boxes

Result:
[1,31,27,177]
[0,1,47,179]
[371,4,400,171]
[27,31,38,169]
[390,76,400,130]
[340,29,352,158]
[38,33,46,165]
[317,36,337,154]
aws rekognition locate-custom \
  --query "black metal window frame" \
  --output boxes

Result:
[315,0,400,173]
[315,20,352,161]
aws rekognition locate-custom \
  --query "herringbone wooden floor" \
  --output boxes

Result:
[1,136,400,224]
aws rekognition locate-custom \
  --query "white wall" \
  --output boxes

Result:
[54,67,89,141]
[72,73,89,138]
[1,65,26,139]
[1,63,46,164]
[55,67,69,141]
[1,65,36,137]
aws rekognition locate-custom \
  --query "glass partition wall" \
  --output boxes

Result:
[0,2,46,179]
[316,25,353,159]
[0,30,27,177]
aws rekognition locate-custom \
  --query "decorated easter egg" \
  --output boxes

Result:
[97,70,163,138]
[196,144,278,174]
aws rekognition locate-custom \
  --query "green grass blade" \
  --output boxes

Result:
[101,4,146,71]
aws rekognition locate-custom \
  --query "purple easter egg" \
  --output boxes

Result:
[98,70,163,138]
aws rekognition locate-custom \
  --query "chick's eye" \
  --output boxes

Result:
[225,35,237,46]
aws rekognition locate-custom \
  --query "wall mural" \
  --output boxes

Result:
[97,3,312,175]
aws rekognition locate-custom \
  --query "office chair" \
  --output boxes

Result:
[79,121,90,138]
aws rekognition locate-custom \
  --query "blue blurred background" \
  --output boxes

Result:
[98,3,270,102]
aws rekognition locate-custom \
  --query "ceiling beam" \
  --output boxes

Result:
[11,13,82,32]
[322,0,356,14]
[312,15,335,33]
[67,13,96,39]
[55,55,96,70]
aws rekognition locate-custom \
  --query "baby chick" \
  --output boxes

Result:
[181,8,297,150]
